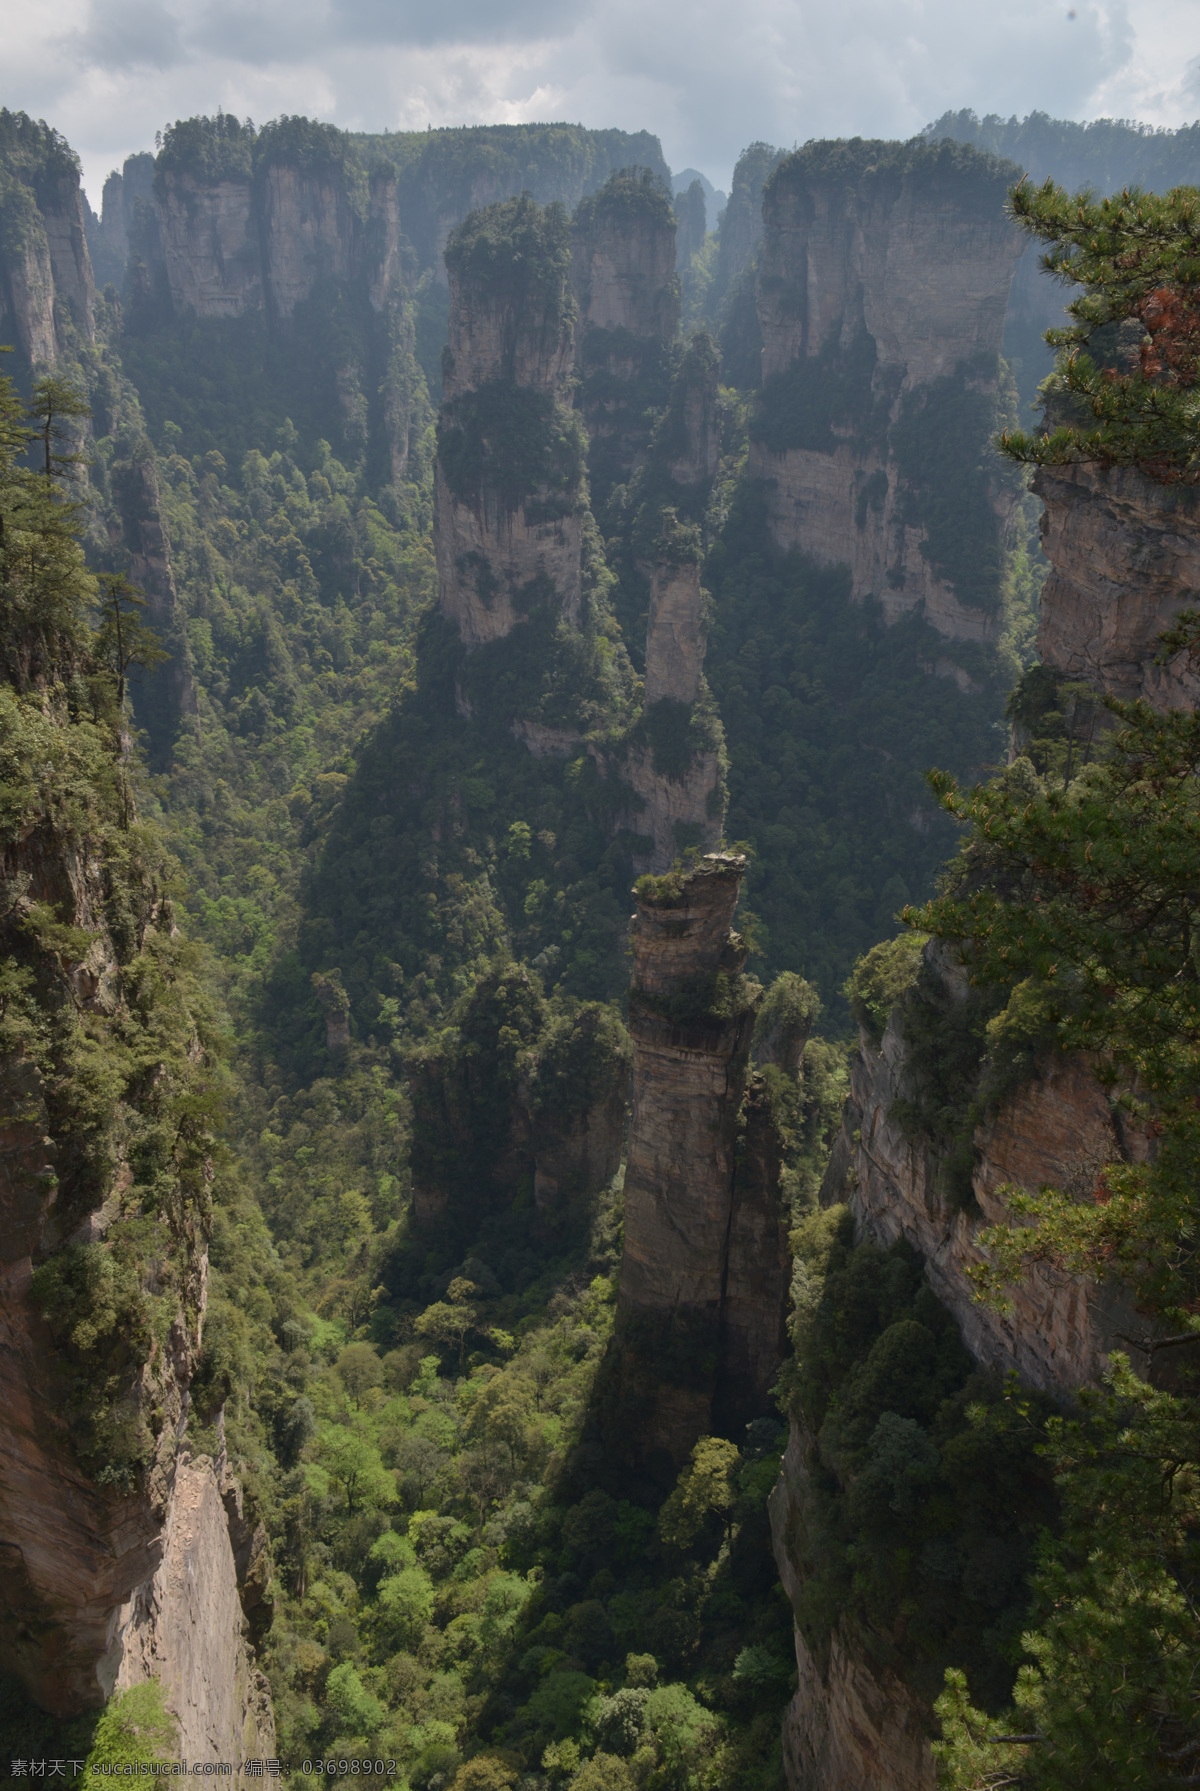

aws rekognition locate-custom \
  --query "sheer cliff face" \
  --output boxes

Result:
[0,133,95,361]
[828,991,1147,1398]
[156,161,401,320]
[571,192,679,341]
[750,142,1021,647]
[436,196,585,650]
[158,173,263,317]
[0,785,271,1756]
[613,856,788,1468]
[1034,462,1200,709]
[114,1454,275,1769]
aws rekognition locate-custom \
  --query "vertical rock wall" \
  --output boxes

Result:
[0,115,95,362]
[0,812,273,1757]
[619,336,727,870]
[750,140,1022,648]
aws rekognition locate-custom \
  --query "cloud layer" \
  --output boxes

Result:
[5,0,1198,205]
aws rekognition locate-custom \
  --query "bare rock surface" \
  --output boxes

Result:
[114,1454,275,1776]
[619,742,723,873]
[1034,461,1200,708]
[434,465,583,649]
[643,561,707,706]
[828,996,1147,1395]
[750,145,1021,648]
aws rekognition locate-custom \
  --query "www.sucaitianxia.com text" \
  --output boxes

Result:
[9,1762,286,1778]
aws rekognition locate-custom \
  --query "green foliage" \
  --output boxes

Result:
[891,359,1020,613]
[928,109,1200,197]
[354,124,670,271]
[443,195,574,341]
[752,971,821,1074]
[438,381,586,516]
[573,167,675,235]
[752,330,886,455]
[785,1216,1056,1711]
[765,135,1019,216]
[914,669,1200,1319]
[155,113,256,185]
[1001,178,1200,483]
[933,1361,1200,1789]
[706,483,1014,1018]
[844,931,927,1045]
[87,1681,179,1767]
[658,1437,740,1550]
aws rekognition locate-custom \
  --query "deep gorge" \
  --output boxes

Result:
[1,102,1198,1791]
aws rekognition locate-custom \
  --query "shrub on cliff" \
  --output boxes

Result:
[444,194,575,339]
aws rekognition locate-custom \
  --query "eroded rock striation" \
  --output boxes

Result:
[613,855,790,1469]
[750,138,1022,650]
[1034,461,1200,708]
[155,124,402,322]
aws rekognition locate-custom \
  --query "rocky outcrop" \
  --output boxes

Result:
[1034,461,1200,709]
[749,139,1022,648]
[830,1001,1146,1395]
[711,142,786,307]
[0,113,96,361]
[770,1426,935,1791]
[436,195,585,650]
[87,153,160,289]
[614,855,791,1468]
[0,1048,273,1759]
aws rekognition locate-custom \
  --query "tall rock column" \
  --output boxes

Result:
[435,194,586,648]
[614,854,776,1472]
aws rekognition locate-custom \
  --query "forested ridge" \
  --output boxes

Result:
[2,103,1199,1791]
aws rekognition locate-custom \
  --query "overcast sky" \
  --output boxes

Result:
[5,0,1200,206]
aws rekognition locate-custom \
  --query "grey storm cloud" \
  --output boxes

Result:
[10,0,1199,204]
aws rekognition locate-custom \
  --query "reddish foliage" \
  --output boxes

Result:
[1137,285,1200,387]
